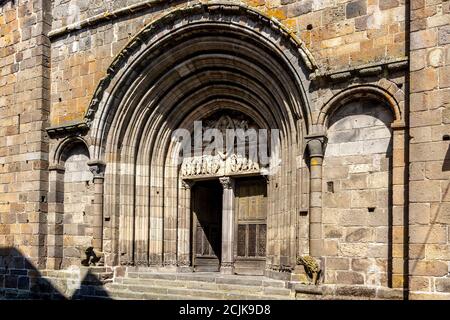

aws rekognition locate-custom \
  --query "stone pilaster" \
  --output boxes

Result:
[219,176,235,274]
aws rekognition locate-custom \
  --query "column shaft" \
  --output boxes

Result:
[220,177,235,274]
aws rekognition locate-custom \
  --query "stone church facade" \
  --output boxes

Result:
[0,0,449,299]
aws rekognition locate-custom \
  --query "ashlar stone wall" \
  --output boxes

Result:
[322,100,394,287]
[62,144,94,268]
[0,0,51,269]
[409,0,450,298]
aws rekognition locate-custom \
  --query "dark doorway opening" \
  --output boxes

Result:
[191,180,222,272]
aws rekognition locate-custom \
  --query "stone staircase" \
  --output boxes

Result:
[0,266,404,300]
[100,271,295,300]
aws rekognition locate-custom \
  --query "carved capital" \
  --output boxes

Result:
[87,160,106,178]
[181,180,195,190]
[219,176,234,190]
[305,134,327,158]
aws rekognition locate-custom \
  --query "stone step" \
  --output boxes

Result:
[120,277,270,294]
[262,287,293,297]
[215,277,263,287]
[121,277,219,290]
[125,272,287,288]
[126,272,178,280]
[107,289,216,300]
[108,283,248,299]
[106,283,293,300]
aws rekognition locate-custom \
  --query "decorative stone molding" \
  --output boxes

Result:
[46,121,89,139]
[311,58,408,84]
[48,0,167,40]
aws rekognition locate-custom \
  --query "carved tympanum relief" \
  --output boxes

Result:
[180,111,265,178]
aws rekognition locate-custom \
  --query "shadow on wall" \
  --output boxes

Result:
[442,146,450,172]
[0,248,111,300]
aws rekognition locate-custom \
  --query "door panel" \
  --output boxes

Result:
[234,177,267,275]
[192,180,222,272]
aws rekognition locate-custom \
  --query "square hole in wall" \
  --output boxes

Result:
[327,181,334,193]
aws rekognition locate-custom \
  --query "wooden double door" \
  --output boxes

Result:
[233,177,268,275]
[191,177,268,274]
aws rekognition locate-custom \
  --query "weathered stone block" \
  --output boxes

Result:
[431,202,450,224]
[410,180,441,202]
[438,25,450,45]
[323,225,343,238]
[410,260,448,277]
[379,0,399,10]
[410,225,447,244]
[326,257,350,271]
[411,68,438,93]
[410,203,430,224]
[336,271,364,285]
[287,1,313,18]
[339,243,368,257]
[436,278,450,293]
[411,29,437,50]
[439,66,450,88]
[5,275,18,289]
[410,276,430,291]
[322,5,345,26]
[17,276,30,290]
[425,244,450,260]
[346,0,367,19]
[345,228,373,242]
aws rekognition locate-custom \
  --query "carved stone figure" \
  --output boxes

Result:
[297,255,321,285]
[81,247,104,266]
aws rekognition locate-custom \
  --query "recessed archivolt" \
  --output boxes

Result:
[83,3,311,266]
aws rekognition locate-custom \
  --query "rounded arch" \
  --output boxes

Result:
[52,136,90,165]
[317,85,404,128]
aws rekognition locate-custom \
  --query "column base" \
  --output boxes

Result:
[177,266,194,273]
[220,264,234,275]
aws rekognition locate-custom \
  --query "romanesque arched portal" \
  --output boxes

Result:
[84,4,316,275]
